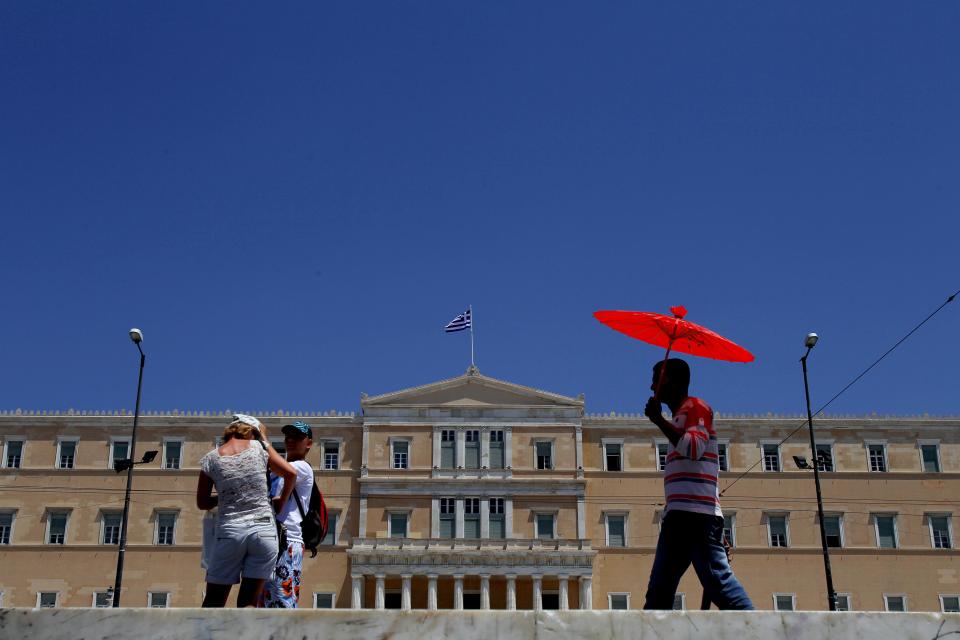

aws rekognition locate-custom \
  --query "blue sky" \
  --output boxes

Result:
[1,3,958,416]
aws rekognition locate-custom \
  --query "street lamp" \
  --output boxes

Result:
[113,328,146,607]
[800,332,838,611]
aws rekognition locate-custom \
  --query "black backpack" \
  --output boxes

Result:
[293,480,328,558]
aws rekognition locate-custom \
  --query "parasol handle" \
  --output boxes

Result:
[653,315,681,402]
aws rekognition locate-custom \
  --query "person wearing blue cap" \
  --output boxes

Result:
[259,421,314,608]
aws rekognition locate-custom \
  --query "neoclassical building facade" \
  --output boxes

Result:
[1,367,958,612]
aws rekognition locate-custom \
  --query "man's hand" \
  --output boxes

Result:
[645,397,664,423]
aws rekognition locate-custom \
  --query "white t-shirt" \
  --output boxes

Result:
[273,460,314,545]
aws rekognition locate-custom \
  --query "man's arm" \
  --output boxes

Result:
[645,397,680,447]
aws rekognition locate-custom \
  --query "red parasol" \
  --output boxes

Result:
[593,305,754,396]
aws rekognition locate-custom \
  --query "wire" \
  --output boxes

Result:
[720,288,960,496]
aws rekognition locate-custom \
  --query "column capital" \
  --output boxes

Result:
[374,573,386,580]
[351,573,364,580]
[453,573,465,580]
[579,575,592,583]
[505,573,517,581]
[427,573,439,581]
[479,573,491,580]
[401,573,413,580]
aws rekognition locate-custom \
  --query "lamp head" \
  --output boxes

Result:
[129,328,143,344]
[804,333,819,349]
[141,450,158,464]
[793,455,811,470]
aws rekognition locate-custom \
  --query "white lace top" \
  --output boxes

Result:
[200,443,272,523]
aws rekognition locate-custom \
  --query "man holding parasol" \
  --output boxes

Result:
[595,306,755,610]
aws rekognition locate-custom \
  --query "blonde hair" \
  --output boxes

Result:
[222,421,259,442]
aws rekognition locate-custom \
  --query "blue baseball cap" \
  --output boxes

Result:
[281,421,313,439]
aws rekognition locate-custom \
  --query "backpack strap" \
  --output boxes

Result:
[292,479,310,518]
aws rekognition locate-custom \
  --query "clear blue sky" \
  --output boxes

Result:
[2,3,958,416]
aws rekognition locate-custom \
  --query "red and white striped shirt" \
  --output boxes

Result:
[662,396,722,517]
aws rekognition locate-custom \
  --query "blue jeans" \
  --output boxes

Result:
[644,510,754,610]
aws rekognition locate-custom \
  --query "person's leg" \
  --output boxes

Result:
[690,516,754,610]
[237,578,266,608]
[240,519,280,608]
[261,543,304,608]
[202,583,232,608]
[643,511,693,609]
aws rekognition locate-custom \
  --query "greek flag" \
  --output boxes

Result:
[444,309,472,333]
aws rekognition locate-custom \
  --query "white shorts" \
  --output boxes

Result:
[205,517,278,585]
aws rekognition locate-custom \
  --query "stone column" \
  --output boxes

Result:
[431,498,440,538]
[504,499,514,539]
[480,574,491,610]
[456,429,466,472]
[401,574,412,611]
[579,576,593,610]
[359,497,368,538]
[351,574,364,609]
[455,497,465,539]
[480,498,490,539]
[576,496,586,540]
[453,574,465,610]
[532,575,543,612]
[480,427,490,468]
[375,574,385,610]
[427,574,438,611]
[558,575,569,611]
[504,428,513,469]
[433,426,442,469]
[506,574,517,610]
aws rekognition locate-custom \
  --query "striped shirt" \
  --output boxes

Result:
[662,396,722,517]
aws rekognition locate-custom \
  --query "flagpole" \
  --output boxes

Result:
[469,305,475,367]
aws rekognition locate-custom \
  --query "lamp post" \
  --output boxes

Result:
[800,332,837,611]
[113,328,145,607]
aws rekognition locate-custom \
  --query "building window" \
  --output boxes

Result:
[604,441,623,472]
[463,430,480,469]
[321,512,338,545]
[656,443,668,471]
[535,441,553,470]
[767,514,789,547]
[156,512,177,545]
[489,430,504,469]
[929,515,953,549]
[608,593,630,610]
[774,594,796,611]
[489,498,505,539]
[392,440,409,470]
[148,592,170,608]
[0,511,14,545]
[47,511,69,545]
[884,595,906,612]
[605,514,626,548]
[322,441,340,470]
[874,514,898,549]
[57,439,77,469]
[270,439,286,456]
[673,593,685,610]
[110,440,129,469]
[314,592,335,609]
[37,592,59,608]
[440,430,456,469]
[717,443,729,472]
[722,514,736,547]
[815,443,834,472]
[463,498,481,538]
[835,593,851,611]
[920,443,941,473]
[439,498,455,539]
[4,439,24,469]
[93,591,112,608]
[101,512,122,545]
[536,513,556,540]
[941,595,960,613]
[823,514,843,548]
[868,443,887,472]
[389,512,408,538]
[762,443,780,472]
[163,440,182,470]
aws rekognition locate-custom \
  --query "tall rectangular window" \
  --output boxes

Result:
[768,515,788,547]
[463,498,480,538]
[921,444,941,473]
[717,443,729,472]
[762,444,780,472]
[673,594,685,610]
[606,514,626,547]
[884,595,906,612]
[111,440,129,468]
[489,498,505,539]
[440,430,456,469]
[149,592,170,608]
[722,514,735,547]
[0,512,13,544]
[536,513,555,540]
[823,515,843,548]
[323,441,340,470]
[930,515,952,549]
[815,444,834,472]
[4,440,24,468]
[321,512,338,545]
[489,430,504,469]
[868,444,887,472]
[392,441,409,470]
[57,440,77,469]
[535,442,553,470]
[47,512,68,545]
[464,430,480,469]
[270,439,286,456]
[875,515,898,549]
[439,498,455,539]
[657,443,668,471]
[389,513,408,538]
[156,512,176,545]
[102,513,122,545]
[605,443,623,472]
[164,441,182,470]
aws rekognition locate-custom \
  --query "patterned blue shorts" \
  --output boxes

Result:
[259,542,304,608]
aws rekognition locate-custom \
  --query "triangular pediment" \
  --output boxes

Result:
[362,367,583,408]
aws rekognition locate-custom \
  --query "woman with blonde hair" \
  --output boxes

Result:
[196,414,297,607]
